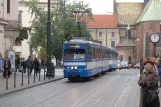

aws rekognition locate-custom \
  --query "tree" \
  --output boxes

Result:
[25,0,93,60]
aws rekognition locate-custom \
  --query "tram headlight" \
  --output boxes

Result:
[75,66,77,69]
[71,66,74,69]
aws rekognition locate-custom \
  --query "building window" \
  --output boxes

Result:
[111,41,115,48]
[7,0,10,13]
[149,23,153,29]
[98,32,102,37]
[111,32,115,37]
[98,41,102,45]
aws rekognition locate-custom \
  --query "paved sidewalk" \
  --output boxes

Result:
[0,69,64,96]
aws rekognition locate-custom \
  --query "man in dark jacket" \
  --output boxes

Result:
[41,58,46,72]
[15,56,20,72]
[33,58,40,76]
[21,58,27,73]
[3,57,11,78]
[26,56,33,75]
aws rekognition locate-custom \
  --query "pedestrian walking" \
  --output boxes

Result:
[26,56,33,75]
[21,58,27,73]
[33,58,40,76]
[138,60,160,107]
[3,57,11,78]
[41,58,46,72]
[15,56,20,72]
[140,58,144,75]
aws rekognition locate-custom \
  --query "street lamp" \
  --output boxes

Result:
[47,0,52,74]
[135,38,139,64]
[72,1,90,37]
[73,10,89,37]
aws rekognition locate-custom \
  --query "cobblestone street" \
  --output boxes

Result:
[0,69,148,107]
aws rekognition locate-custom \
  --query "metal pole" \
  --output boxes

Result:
[39,69,40,81]
[77,22,81,36]
[34,69,35,83]
[28,69,30,84]
[21,68,23,86]
[47,0,52,73]
[63,0,66,27]
[14,69,16,88]
[44,66,45,80]
[6,70,8,90]
[154,43,156,57]
[83,14,86,36]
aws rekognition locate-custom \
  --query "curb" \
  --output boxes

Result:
[0,77,64,98]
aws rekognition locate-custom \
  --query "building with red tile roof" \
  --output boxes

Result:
[87,14,120,48]
[86,14,117,29]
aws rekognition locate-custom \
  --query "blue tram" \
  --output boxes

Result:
[63,39,118,80]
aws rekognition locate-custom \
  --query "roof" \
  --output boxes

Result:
[86,14,117,29]
[136,0,161,24]
[116,38,135,47]
[116,2,143,25]
[65,39,100,46]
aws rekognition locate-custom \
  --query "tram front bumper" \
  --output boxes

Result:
[64,70,87,78]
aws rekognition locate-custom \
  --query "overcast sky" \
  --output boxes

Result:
[75,0,144,14]
[40,0,144,14]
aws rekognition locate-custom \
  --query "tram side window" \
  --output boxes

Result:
[99,49,102,58]
[107,51,110,58]
[103,50,108,58]
[86,47,92,59]
[92,48,99,60]
[93,48,96,59]
[111,52,113,59]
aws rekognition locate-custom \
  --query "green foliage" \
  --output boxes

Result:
[25,0,93,60]
[38,47,47,61]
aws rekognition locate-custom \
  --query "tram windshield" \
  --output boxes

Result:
[64,49,85,60]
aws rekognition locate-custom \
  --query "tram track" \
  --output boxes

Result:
[71,76,119,107]
[29,80,85,107]
[112,76,131,107]
[29,74,118,107]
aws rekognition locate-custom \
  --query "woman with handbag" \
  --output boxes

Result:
[138,60,160,107]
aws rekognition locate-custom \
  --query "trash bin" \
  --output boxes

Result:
[46,61,55,78]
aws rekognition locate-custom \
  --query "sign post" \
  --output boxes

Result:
[8,50,16,87]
